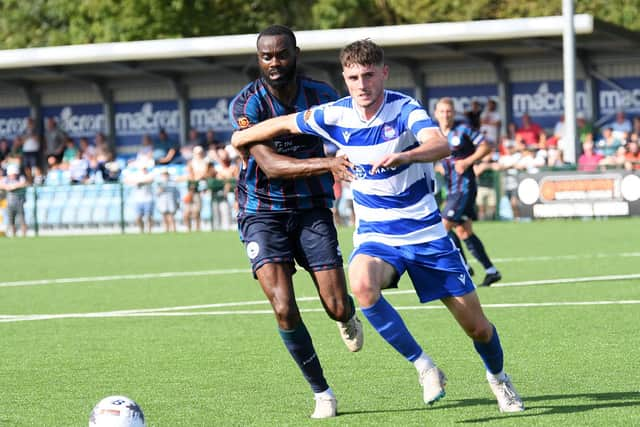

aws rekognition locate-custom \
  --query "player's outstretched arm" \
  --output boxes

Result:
[249,144,354,180]
[231,114,299,150]
[371,128,449,174]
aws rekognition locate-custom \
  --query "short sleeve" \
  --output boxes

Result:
[401,100,438,138]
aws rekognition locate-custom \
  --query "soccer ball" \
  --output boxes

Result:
[89,395,146,427]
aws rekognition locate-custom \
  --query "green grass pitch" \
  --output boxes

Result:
[1,218,639,426]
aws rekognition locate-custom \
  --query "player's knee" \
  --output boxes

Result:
[466,320,492,342]
[270,299,299,328]
[349,279,376,307]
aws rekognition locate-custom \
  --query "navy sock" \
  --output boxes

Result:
[464,233,493,270]
[449,231,468,264]
[361,296,423,362]
[473,324,504,374]
[348,294,356,318]
[279,322,328,393]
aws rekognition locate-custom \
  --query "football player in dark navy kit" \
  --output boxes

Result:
[434,97,502,287]
[228,25,362,419]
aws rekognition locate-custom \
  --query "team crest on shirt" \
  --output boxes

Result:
[246,241,260,259]
[237,116,251,129]
[450,134,461,146]
[382,125,396,140]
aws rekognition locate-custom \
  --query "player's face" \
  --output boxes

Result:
[257,35,298,88]
[435,102,455,129]
[342,63,388,114]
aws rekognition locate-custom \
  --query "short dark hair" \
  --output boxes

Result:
[257,25,296,48]
[339,39,384,68]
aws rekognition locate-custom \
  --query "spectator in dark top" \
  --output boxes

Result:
[0,163,29,237]
[465,100,482,131]
[155,128,180,165]
[204,129,224,148]
[93,133,116,181]
[45,117,66,169]
[0,138,10,168]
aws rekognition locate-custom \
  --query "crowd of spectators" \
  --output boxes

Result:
[0,119,242,235]
[1,105,639,235]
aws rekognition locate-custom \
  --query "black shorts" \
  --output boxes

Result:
[238,208,343,277]
[443,189,478,224]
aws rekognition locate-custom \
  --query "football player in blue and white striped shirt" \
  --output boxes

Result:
[232,39,524,414]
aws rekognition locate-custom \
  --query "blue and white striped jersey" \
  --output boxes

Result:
[296,90,448,248]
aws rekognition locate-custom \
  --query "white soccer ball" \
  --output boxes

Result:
[89,395,146,427]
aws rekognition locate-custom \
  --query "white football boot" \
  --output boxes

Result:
[337,314,364,352]
[418,367,447,405]
[310,395,337,419]
[487,373,525,413]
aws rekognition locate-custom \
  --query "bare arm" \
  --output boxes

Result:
[371,127,450,174]
[232,113,353,180]
[249,144,353,180]
[455,141,492,175]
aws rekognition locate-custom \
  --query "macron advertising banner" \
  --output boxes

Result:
[113,101,180,155]
[515,170,640,218]
[43,104,105,139]
[0,107,30,139]
[596,77,640,117]
[189,98,234,143]
[510,80,587,129]
[40,99,238,156]
[425,84,498,117]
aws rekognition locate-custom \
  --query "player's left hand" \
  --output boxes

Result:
[230,130,246,149]
[370,152,408,175]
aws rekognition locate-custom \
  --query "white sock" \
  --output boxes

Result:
[314,387,335,400]
[486,266,497,274]
[486,370,507,383]
[413,351,436,373]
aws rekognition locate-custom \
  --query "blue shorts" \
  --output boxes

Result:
[443,189,478,223]
[350,237,475,303]
[136,201,154,217]
[238,208,343,277]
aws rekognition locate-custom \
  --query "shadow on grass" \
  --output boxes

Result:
[455,391,640,423]
[336,391,640,419]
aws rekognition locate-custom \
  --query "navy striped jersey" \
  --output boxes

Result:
[441,122,485,195]
[229,76,338,214]
[295,90,447,248]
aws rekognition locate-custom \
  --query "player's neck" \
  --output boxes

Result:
[355,94,385,122]
[440,126,451,135]
[266,80,298,106]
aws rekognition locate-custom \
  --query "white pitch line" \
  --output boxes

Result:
[2,300,639,323]
[0,268,251,288]
[490,252,640,263]
[491,273,640,287]
[0,273,638,322]
[1,251,639,288]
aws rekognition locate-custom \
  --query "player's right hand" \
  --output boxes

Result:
[330,155,354,181]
